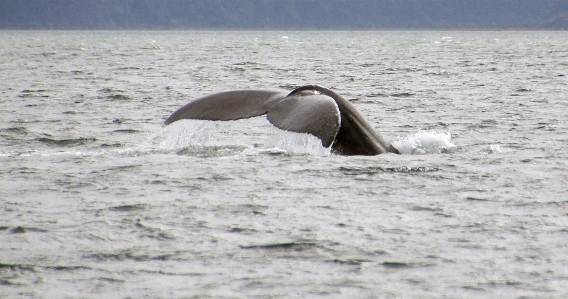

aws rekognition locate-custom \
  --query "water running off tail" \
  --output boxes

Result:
[151,120,456,156]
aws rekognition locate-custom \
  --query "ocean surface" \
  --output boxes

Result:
[1,30,567,298]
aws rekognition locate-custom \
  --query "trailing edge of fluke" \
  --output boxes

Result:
[165,85,400,156]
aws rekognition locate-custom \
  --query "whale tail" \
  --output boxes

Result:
[165,85,399,156]
[164,90,287,125]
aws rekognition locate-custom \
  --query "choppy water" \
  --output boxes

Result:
[1,30,567,298]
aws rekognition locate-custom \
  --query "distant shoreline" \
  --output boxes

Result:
[1,28,567,32]
[2,1,566,31]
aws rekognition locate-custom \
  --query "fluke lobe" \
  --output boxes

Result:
[165,85,400,156]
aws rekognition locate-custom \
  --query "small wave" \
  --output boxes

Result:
[393,130,455,155]
[239,241,317,250]
[177,145,250,158]
[36,137,97,147]
[107,204,148,212]
[8,226,49,234]
[84,250,175,262]
[340,166,440,175]
[482,144,502,154]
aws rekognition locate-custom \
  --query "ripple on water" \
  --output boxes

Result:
[36,137,97,147]
[339,166,440,175]
[177,145,251,158]
[2,31,568,299]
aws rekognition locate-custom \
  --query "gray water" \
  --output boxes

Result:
[1,31,567,298]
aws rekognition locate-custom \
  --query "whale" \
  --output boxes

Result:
[165,85,400,156]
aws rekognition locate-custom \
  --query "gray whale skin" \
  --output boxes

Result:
[165,85,399,156]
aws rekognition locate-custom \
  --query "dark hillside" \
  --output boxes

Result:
[0,0,566,30]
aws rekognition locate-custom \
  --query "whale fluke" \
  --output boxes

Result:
[165,85,399,156]
[164,90,287,123]
[267,91,340,148]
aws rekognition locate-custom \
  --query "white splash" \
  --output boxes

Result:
[149,119,213,150]
[148,119,330,156]
[393,130,455,155]
[483,144,502,154]
[266,128,331,156]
